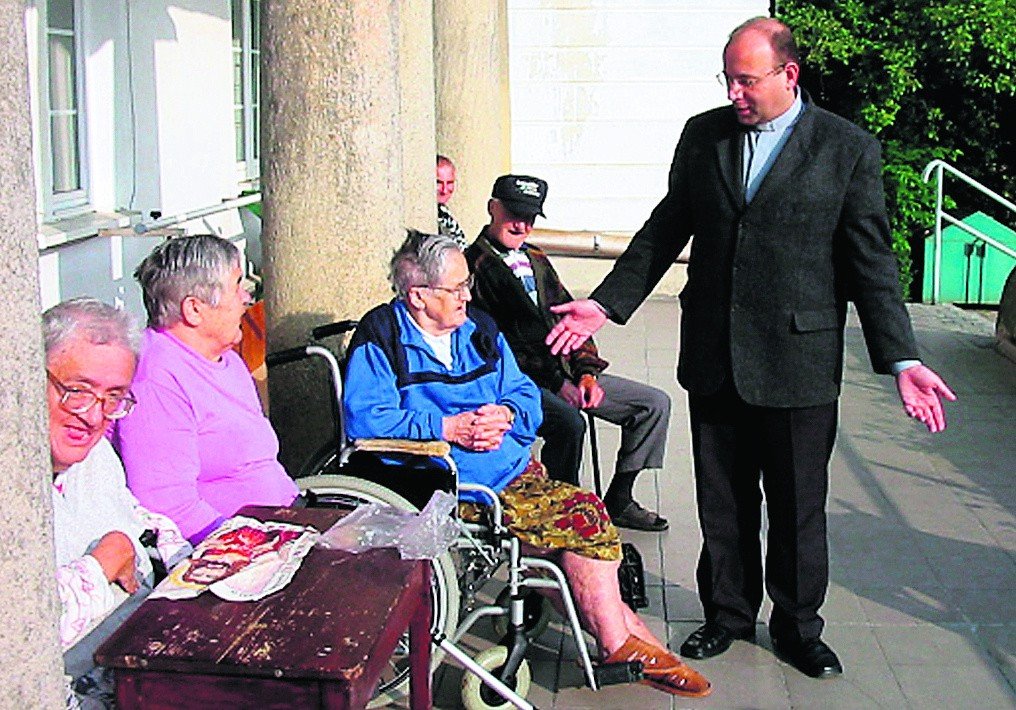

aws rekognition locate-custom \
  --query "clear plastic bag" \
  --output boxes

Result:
[317,489,460,560]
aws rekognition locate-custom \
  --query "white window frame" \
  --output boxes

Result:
[38,0,90,219]
[232,0,260,183]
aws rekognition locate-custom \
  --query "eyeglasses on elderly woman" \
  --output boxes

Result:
[46,370,137,420]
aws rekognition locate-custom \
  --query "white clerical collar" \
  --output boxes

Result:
[752,90,804,133]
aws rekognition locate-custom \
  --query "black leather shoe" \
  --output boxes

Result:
[771,636,843,678]
[680,622,755,659]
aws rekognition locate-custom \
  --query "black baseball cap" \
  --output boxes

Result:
[491,175,548,220]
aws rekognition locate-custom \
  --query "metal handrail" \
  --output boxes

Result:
[528,227,691,263]
[922,159,1016,303]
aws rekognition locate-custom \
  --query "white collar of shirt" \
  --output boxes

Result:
[406,312,454,369]
[751,89,804,135]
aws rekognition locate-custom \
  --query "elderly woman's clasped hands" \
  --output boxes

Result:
[443,403,514,451]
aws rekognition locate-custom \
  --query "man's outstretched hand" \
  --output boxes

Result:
[546,300,608,355]
[896,364,957,433]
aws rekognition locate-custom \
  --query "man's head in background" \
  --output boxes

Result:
[486,175,548,251]
[436,155,457,206]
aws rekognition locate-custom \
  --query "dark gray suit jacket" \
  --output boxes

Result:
[591,94,918,408]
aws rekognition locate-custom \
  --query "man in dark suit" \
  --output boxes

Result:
[546,17,955,678]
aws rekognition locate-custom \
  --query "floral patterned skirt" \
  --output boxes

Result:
[460,459,621,561]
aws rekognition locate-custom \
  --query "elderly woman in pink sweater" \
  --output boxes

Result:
[114,235,297,543]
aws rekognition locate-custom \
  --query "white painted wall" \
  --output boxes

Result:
[29,1,253,321]
[508,0,769,232]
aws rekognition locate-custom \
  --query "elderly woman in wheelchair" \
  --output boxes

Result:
[340,230,711,700]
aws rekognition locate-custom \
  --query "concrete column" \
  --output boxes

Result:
[434,0,511,240]
[261,0,405,470]
[0,1,66,704]
[400,0,438,233]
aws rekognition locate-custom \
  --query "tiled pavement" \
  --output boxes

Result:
[428,299,1015,709]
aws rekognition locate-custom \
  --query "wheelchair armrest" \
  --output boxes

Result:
[458,482,505,532]
[352,438,451,458]
[336,439,457,511]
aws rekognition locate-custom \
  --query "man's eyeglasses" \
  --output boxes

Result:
[717,64,787,91]
[46,370,137,420]
[415,274,474,300]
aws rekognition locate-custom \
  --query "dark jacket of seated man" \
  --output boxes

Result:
[464,175,672,532]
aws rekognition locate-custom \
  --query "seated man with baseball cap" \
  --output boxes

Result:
[465,175,672,532]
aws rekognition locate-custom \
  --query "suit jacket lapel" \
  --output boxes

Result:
[715,124,745,208]
[748,123,813,208]
[745,96,816,209]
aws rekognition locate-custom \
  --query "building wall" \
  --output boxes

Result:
[507,0,769,232]
[27,0,252,320]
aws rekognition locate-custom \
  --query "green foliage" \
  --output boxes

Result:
[777,0,1016,299]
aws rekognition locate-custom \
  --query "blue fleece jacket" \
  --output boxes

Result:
[343,300,542,497]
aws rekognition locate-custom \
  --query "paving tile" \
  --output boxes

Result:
[552,675,664,709]
[892,661,1013,709]
[856,584,967,625]
[971,624,1016,673]
[683,662,789,709]
[783,661,906,709]
[820,583,869,624]
[664,584,706,622]
[952,588,1016,625]
[872,624,993,666]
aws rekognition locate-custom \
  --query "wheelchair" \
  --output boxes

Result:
[267,321,643,709]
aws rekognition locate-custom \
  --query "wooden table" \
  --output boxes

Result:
[96,505,432,709]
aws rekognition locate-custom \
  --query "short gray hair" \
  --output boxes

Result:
[134,234,241,328]
[389,230,463,300]
[42,297,140,362]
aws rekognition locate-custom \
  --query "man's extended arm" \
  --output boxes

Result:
[838,136,956,431]
[547,128,695,355]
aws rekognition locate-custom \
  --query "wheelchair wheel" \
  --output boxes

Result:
[296,474,460,709]
[299,441,340,478]
[490,587,552,642]
[461,645,531,710]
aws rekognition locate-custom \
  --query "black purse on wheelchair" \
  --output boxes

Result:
[617,542,648,611]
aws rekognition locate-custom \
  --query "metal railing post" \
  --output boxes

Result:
[932,162,945,304]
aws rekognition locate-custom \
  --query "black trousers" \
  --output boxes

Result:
[689,381,838,642]
[538,387,586,485]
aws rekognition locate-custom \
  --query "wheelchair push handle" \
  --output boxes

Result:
[311,319,358,341]
[265,345,313,368]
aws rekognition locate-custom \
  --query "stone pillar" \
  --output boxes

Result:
[0,1,66,704]
[434,0,511,240]
[400,0,437,233]
[261,0,405,471]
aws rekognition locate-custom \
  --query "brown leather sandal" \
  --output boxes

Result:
[603,635,713,697]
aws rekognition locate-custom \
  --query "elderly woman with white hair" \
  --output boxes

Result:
[113,234,298,544]
[44,297,189,707]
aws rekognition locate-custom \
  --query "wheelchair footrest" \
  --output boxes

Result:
[618,542,648,610]
[594,659,644,686]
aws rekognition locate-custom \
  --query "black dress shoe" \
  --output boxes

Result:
[680,622,755,659]
[771,636,843,678]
